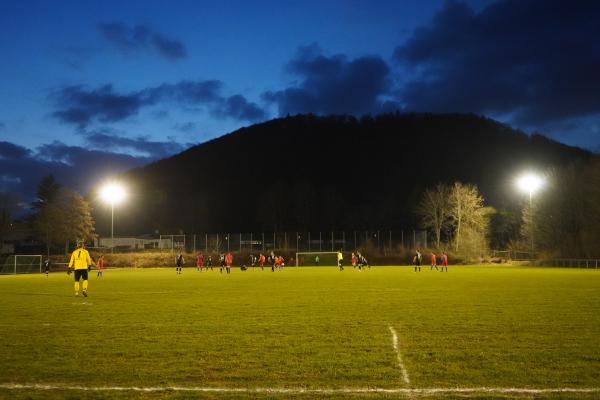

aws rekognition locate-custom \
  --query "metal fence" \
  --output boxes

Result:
[94,230,428,254]
[532,259,600,268]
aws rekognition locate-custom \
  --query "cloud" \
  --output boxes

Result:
[393,0,600,126]
[98,22,187,61]
[263,43,391,116]
[0,140,149,201]
[84,131,189,159]
[51,84,146,127]
[51,80,266,127]
[219,95,266,121]
[173,122,197,133]
[0,141,31,159]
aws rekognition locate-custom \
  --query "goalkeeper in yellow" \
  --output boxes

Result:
[68,241,93,297]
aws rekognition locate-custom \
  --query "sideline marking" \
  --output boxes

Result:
[1,384,599,395]
[388,325,410,384]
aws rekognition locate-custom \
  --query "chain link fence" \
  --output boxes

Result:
[95,230,428,254]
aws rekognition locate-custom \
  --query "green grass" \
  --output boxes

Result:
[0,265,599,399]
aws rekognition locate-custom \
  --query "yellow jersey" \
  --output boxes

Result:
[69,248,92,270]
[337,251,343,261]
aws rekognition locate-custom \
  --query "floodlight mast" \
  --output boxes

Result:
[516,173,544,256]
[100,183,126,253]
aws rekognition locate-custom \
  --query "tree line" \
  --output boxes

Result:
[417,160,600,259]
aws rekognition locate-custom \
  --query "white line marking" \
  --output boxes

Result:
[1,384,599,395]
[388,325,410,384]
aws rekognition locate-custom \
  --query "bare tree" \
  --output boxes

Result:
[417,183,450,248]
[449,182,486,252]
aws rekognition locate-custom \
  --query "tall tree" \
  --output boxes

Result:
[32,175,60,210]
[448,182,486,252]
[522,160,600,258]
[0,192,21,248]
[33,186,96,255]
[417,183,450,248]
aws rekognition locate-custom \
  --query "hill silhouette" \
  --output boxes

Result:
[97,113,592,235]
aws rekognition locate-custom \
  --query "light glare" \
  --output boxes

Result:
[517,173,544,194]
[100,183,126,205]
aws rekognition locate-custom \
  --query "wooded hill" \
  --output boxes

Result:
[95,113,593,235]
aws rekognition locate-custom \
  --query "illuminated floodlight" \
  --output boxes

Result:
[516,173,544,196]
[100,183,126,205]
[100,182,127,252]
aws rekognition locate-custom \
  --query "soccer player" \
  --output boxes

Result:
[196,253,204,272]
[315,255,320,266]
[207,255,213,271]
[337,250,344,271]
[219,254,225,273]
[249,254,256,270]
[351,252,357,269]
[413,250,422,272]
[225,252,233,274]
[176,253,184,274]
[96,254,104,278]
[430,252,438,271]
[68,241,93,297]
[361,253,370,269]
[259,253,265,271]
[441,252,449,272]
[44,258,51,277]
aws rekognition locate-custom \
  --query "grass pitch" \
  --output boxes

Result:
[0,265,599,399]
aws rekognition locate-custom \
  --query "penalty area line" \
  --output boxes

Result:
[1,384,600,395]
[388,325,410,384]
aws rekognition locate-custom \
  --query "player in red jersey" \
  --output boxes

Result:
[196,253,204,272]
[96,254,104,278]
[225,252,233,274]
[441,252,449,272]
[259,253,265,271]
[351,252,357,269]
[430,252,438,271]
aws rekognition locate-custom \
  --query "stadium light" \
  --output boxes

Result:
[100,182,127,253]
[517,173,544,203]
[516,172,544,256]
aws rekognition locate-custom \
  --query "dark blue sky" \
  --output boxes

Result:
[0,0,598,204]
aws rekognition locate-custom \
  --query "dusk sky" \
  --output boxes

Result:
[1,0,599,204]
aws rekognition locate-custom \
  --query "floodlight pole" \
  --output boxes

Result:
[111,200,115,254]
[529,190,534,257]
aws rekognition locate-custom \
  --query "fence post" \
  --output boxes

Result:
[308,232,311,252]
[354,231,357,250]
[250,233,253,253]
[205,234,208,252]
[342,231,345,251]
[296,232,299,252]
[193,234,196,253]
[285,232,287,251]
[240,233,242,252]
[331,231,334,251]
[262,233,265,252]
[319,232,322,252]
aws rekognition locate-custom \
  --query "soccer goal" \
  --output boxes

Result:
[0,255,43,275]
[159,235,186,252]
[295,252,339,267]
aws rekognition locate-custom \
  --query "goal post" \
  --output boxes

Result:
[0,255,43,275]
[295,251,339,267]
[159,235,186,252]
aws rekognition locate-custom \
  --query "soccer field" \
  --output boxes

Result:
[0,266,599,399]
